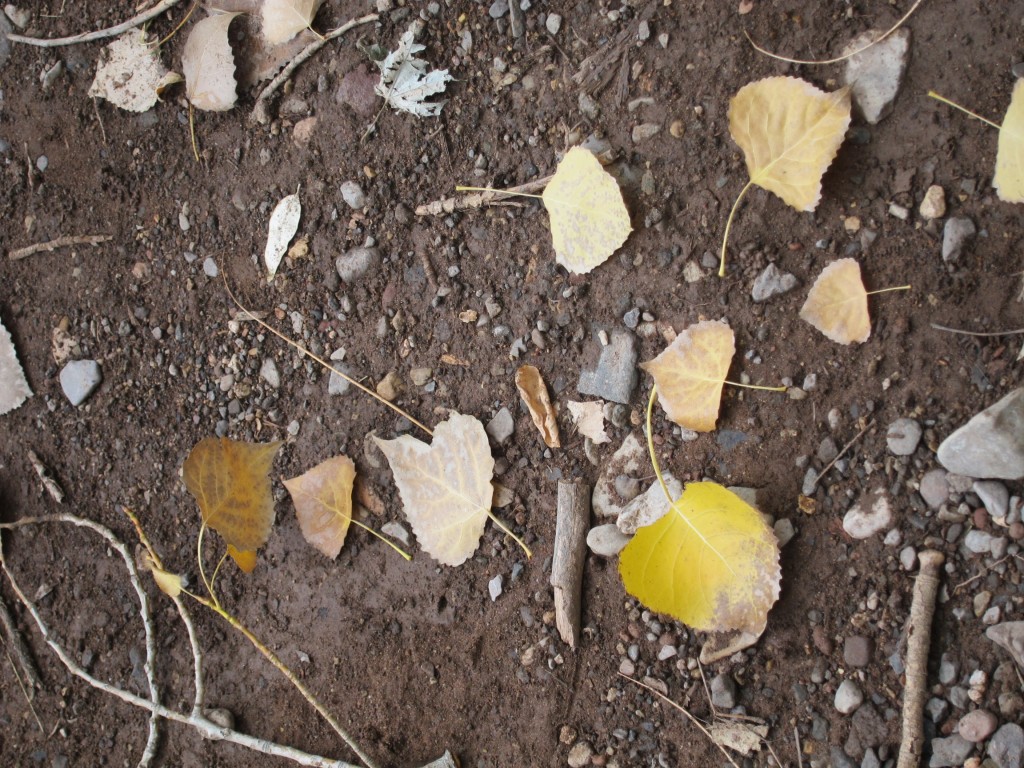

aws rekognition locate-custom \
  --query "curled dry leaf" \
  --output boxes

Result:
[182,437,283,572]
[374,412,494,567]
[265,192,301,281]
[261,0,323,45]
[151,567,184,598]
[799,258,871,344]
[618,481,782,634]
[995,79,1024,203]
[542,147,632,274]
[641,320,735,432]
[567,400,610,444]
[0,318,32,416]
[515,365,561,448]
[708,722,769,756]
[283,455,355,559]
[89,32,177,113]
[182,12,241,112]
[375,24,453,118]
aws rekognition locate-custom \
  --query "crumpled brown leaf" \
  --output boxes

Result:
[515,365,561,448]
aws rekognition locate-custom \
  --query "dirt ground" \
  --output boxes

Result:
[1,1,1023,766]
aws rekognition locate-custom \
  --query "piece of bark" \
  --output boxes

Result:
[551,480,590,648]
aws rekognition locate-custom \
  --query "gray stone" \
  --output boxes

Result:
[577,329,638,405]
[861,748,881,768]
[567,742,593,768]
[987,622,1024,670]
[920,469,950,509]
[939,654,959,685]
[942,217,977,262]
[843,487,894,539]
[843,28,910,124]
[335,247,380,283]
[380,522,410,547]
[926,697,950,723]
[773,518,796,547]
[716,430,749,451]
[974,480,1010,519]
[929,735,974,767]
[844,635,873,667]
[989,724,1024,768]
[899,546,917,570]
[259,358,280,389]
[751,263,799,302]
[835,679,864,714]
[328,364,355,396]
[486,407,514,445]
[850,703,887,752]
[593,433,646,518]
[617,473,683,534]
[938,389,1024,479]
[631,123,660,142]
[0,317,32,415]
[958,709,998,743]
[710,673,737,709]
[546,13,562,34]
[488,0,508,19]
[802,467,819,495]
[339,180,366,210]
[886,418,922,456]
[488,575,503,601]
[964,529,995,555]
[334,64,379,116]
[59,360,102,406]
[830,747,858,768]
[202,257,219,277]
[586,524,631,557]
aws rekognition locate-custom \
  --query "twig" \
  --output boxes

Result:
[252,13,379,125]
[415,175,552,216]
[896,550,944,768]
[794,726,804,768]
[2,640,45,732]
[810,420,875,490]
[0,593,43,695]
[930,323,1024,337]
[952,555,1011,594]
[27,450,64,503]
[8,234,112,261]
[550,481,590,648]
[7,0,181,47]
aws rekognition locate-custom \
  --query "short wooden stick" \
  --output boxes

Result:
[550,481,590,648]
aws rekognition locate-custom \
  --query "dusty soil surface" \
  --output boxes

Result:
[1,1,1022,767]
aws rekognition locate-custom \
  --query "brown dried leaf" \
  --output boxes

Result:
[567,400,610,444]
[283,455,356,559]
[182,12,240,111]
[799,258,871,344]
[515,365,561,448]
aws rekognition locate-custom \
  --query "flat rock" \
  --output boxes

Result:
[593,433,646,518]
[919,468,949,509]
[938,388,1024,479]
[486,407,514,445]
[751,263,799,302]
[958,709,998,743]
[987,622,1024,669]
[335,246,379,283]
[59,360,102,406]
[843,635,873,668]
[886,418,922,455]
[710,673,738,709]
[843,486,894,539]
[843,28,910,124]
[974,480,1010,519]
[328,363,355,396]
[577,329,638,405]
[586,524,631,557]
[929,735,974,767]
[339,180,366,210]
[259,358,280,389]
[988,723,1024,768]
[0,317,32,415]
[942,217,976,262]
[616,472,683,534]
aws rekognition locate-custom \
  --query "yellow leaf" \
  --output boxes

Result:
[730,77,852,211]
[618,482,781,634]
[182,437,283,572]
[515,364,561,448]
[640,320,735,432]
[374,412,494,566]
[799,258,871,344]
[542,147,632,274]
[995,78,1024,203]
[283,455,356,559]
[152,567,183,598]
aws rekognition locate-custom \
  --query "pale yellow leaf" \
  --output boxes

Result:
[567,400,610,444]
[995,78,1024,203]
[729,76,852,211]
[283,455,356,559]
[542,147,632,274]
[88,32,171,113]
[261,0,323,45]
[515,364,561,448]
[374,412,494,566]
[799,258,871,344]
[152,567,183,598]
[640,320,735,432]
[182,13,240,112]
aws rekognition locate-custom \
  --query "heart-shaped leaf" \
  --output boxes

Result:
[800,258,871,344]
[283,455,355,559]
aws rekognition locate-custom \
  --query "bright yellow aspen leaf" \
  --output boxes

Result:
[995,79,1024,203]
[800,258,871,344]
[640,320,735,432]
[182,437,283,572]
[283,455,356,559]
[542,147,632,274]
[618,482,781,634]
[152,567,183,599]
[515,364,561,448]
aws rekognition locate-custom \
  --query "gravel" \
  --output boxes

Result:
[488,575,503,601]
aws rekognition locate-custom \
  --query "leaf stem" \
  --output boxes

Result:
[196,523,219,608]
[927,91,1002,131]
[645,386,676,507]
[485,511,532,559]
[455,185,544,201]
[151,0,198,48]
[866,285,911,296]
[720,180,754,277]
[350,519,412,561]
[188,102,199,162]
[723,379,787,392]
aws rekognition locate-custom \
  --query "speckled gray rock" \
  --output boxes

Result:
[843,486,893,539]
[335,246,379,283]
[938,389,1024,479]
[586,524,631,557]
[988,724,1024,768]
[942,217,977,262]
[843,28,910,124]
[920,468,950,509]
[710,673,737,709]
[59,360,102,406]
[929,735,974,767]
[486,407,514,445]
[886,418,922,455]
[835,679,864,714]
[578,329,638,404]
[987,622,1024,669]
[751,263,799,302]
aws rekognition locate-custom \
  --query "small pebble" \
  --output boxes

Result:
[843,635,873,668]
[886,418,922,456]
[546,13,562,34]
[919,185,947,219]
[835,679,864,714]
[339,180,366,210]
[710,673,738,709]
[59,360,102,406]
[488,575,503,602]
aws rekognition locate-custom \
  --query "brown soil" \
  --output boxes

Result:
[1,1,1022,767]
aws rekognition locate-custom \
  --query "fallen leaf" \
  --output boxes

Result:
[618,481,781,634]
[89,32,174,113]
[0,318,32,416]
[640,320,735,432]
[152,567,183,598]
[182,437,283,572]
[515,365,561,448]
[283,455,356,559]
[995,79,1024,203]
[375,412,494,566]
[567,400,610,444]
[265,192,301,281]
[375,24,453,117]
[182,12,240,112]
[440,353,471,367]
[542,147,632,274]
[709,722,768,756]
[799,258,871,344]
[261,0,323,45]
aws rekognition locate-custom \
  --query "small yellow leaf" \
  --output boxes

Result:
[618,482,781,634]
[640,320,735,432]
[182,437,283,572]
[995,79,1024,203]
[515,365,561,448]
[730,76,852,211]
[152,567,183,598]
[542,147,632,274]
[799,258,871,344]
[283,456,356,559]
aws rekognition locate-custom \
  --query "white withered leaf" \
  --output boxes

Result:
[374,25,453,118]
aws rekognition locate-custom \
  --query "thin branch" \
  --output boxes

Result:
[8,235,112,261]
[0,591,43,694]
[27,450,64,503]
[2,640,45,732]
[930,323,1024,338]
[416,175,552,216]
[810,420,875,491]
[794,726,804,768]
[7,0,181,47]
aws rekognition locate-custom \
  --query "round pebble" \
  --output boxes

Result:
[886,418,922,456]
[567,741,593,768]
[958,709,998,743]
[920,468,950,509]
[843,635,873,668]
[835,679,864,714]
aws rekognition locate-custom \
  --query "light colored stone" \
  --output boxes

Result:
[974,480,1010,519]
[375,371,402,401]
[616,473,683,534]
[886,418,922,456]
[335,246,379,283]
[920,468,949,509]
[929,735,974,767]
[843,28,910,124]
[488,575,503,602]
[919,185,947,219]
[938,388,1024,479]
[751,263,799,302]
[773,518,796,547]
[593,433,646,518]
[486,407,514,445]
[987,723,1024,768]
[0,318,31,415]
[546,13,562,35]
[578,329,638,405]
[381,522,410,547]
[843,487,894,539]
[259,358,280,389]
[586,524,631,557]
[59,360,102,406]
[987,622,1024,670]
[835,679,864,714]
[567,742,593,768]
[339,180,365,210]
[942,217,977,262]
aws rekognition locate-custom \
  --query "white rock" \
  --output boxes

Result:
[546,13,562,35]
[919,185,946,219]
[381,522,410,547]
[488,575,503,602]
[938,388,1024,479]
[593,433,646,518]
[774,518,796,547]
[899,546,917,571]
[843,28,910,124]
[260,358,280,388]
[59,360,102,406]
[886,418,922,456]
[964,530,995,555]
[616,473,683,534]
[0,318,32,415]
[843,487,894,539]
[835,679,864,714]
[974,480,1009,519]
[586,524,631,557]
[486,407,514,444]
[339,180,365,210]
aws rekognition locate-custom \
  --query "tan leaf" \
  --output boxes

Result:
[374,412,494,566]
[152,567,183,598]
[567,400,610,444]
[283,456,356,559]
[542,147,632,274]
[182,437,282,571]
[640,320,735,432]
[88,32,172,113]
[261,0,323,45]
[182,12,240,111]
[515,365,561,448]
[799,258,871,344]
[995,78,1024,203]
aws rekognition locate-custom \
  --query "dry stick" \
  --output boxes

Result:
[27,450,64,503]
[2,640,45,732]
[550,480,590,649]
[930,323,1024,337]
[0,594,43,695]
[7,0,181,46]
[794,726,805,768]
[809,420,875,491]
[8,234,112,261]
[252,13,379,125]
[415,175,552,216]
[896,550,945,768]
